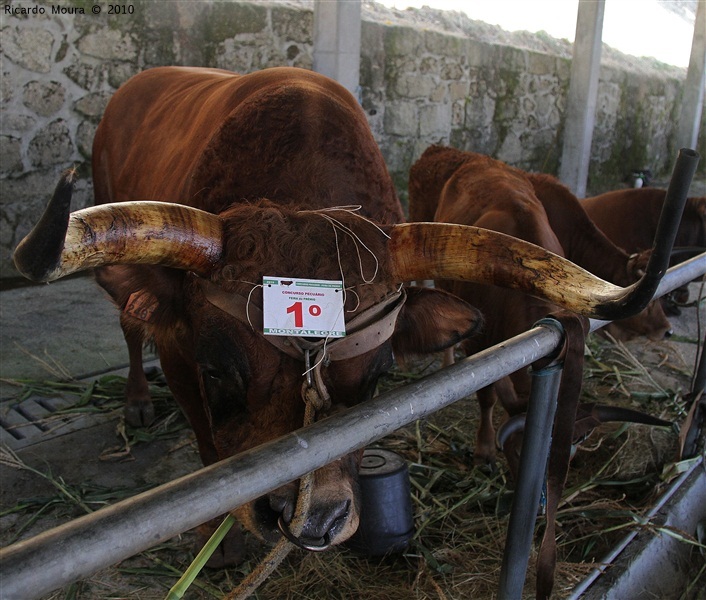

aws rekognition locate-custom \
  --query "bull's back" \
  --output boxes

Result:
[408,145,478,223]
[93,66,402,223]
[435,162,564,256]
[582,188,705,251]
[93,67,248,204]
[528,173,636,284]
[580,188,666,251]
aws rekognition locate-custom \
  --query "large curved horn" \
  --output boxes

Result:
[388,222,630,319]
[390,148,700,321]
[496,404,672,451]
[591,405,673,428]
[13,170,224,282]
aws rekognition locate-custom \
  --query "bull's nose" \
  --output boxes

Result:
[274,497,352,550]
[664,328,674,339]
[301,499,351,541]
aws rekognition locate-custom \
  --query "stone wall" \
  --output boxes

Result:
[1,0,701,279]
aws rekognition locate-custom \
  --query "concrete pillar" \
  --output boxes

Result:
[676,1,705,151]
[558,0,605,198]
[313,0,362,98]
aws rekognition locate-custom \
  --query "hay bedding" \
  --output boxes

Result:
[3,286,704,600]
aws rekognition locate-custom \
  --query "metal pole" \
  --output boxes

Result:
[691,331,706,396]
[1,255,704,599]
[498,338,564,599]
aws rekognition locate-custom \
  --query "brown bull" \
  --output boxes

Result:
[13,68,655,565]
[581,187,706,316]
[408,145,669,470]
[581,187,706,252]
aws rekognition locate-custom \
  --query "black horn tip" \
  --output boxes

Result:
[496,414,526,451]
[12,169,78,282]
[593,404,674,428]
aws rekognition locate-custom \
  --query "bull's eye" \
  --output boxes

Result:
[198,363,248,421]
[203,367,222,382]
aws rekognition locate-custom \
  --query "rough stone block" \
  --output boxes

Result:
[430,84,446,103]
[465,95,496,130]
[384,26,424,57]
[449,80,470,102]
[394,73,435,99]
[77,29,138,61]
[64,60,98,90]
[2,26,55,73]
[108,62,139,89]
[384,101,418,136]
[441,60,464,81]
[22,80,65,117]
[143,1,179,30]
[202,3,268,41]
[27,120,74,168]
[272,5,313,43]
[0,135,23,175]
[420,103,451,137]
[1,114,36,132]
[74,91,112,119]
[76,120,97,159]
[1,64,16,105]
[425,30,464,57]
[466,40,498,68]
[496,129,522,164]
[527,52,554,75]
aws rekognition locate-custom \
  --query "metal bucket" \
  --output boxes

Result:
[346,448,414,556]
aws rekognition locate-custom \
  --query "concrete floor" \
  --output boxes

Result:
[0,275,146,398]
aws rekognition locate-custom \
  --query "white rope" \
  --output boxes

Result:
[224,393,321,600]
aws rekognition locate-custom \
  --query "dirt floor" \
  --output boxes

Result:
[1,270,704,599]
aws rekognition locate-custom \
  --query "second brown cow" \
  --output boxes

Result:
[409,145,671,470]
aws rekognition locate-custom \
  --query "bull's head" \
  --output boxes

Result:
[12,170,680,550]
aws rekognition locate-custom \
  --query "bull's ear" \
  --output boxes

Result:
[392,286,483,357]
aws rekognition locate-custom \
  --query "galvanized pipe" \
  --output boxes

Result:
[498,355,564,599]
[0,253,704,600]
[691,331,706,395]
[498,252,705,599]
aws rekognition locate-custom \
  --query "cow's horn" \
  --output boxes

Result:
[13,170,224,282]
[496,414,526,451]
[592,405,673,428]
[387,222,634,319]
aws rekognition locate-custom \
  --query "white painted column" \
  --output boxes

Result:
[313,0,362,98]
[558,0,605,198]
[676,1,705,151]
